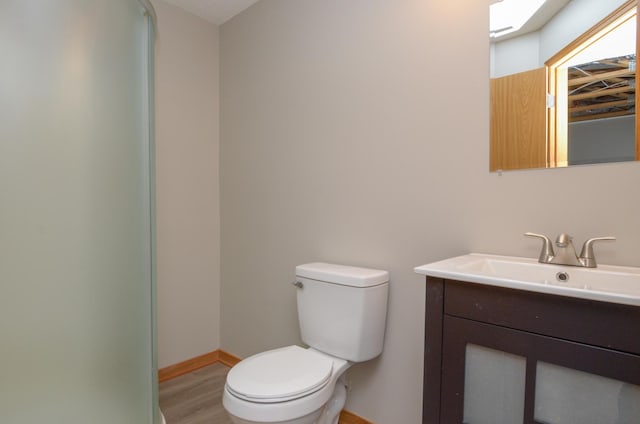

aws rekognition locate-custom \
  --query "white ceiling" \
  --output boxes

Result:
[162,0,261,24]
[491,0,572,42]
[165,0,573,30]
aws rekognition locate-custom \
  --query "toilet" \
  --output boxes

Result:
[223,262,389,424]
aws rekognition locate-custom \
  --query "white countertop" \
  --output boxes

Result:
[415,253,640,307]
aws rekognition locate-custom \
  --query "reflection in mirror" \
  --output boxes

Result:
[569,55,634,123]
[489,0,638,172]
[547,6,636,166]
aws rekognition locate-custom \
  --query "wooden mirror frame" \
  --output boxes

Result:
[545,0,638,167]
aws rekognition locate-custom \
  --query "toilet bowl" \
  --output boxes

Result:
[223,263,389,424]
[223,346,351,424]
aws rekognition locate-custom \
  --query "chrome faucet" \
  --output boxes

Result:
[524,232,616,268]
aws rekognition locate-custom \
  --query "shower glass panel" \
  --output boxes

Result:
[0,1,155,423]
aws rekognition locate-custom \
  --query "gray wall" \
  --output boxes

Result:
[569,116,635,165]
[220,1,640,422]
[153,0,221,368]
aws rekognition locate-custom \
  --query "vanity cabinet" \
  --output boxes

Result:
[423,277,640,424]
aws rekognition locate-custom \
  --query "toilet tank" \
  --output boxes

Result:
[295,263,389,362]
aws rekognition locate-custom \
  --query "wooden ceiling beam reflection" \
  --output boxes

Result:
[567,53,635,121]
[569,85,634,101]
[570,98,634,114]
[568,68,633,87]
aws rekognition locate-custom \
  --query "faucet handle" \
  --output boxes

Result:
[524,232,555,263]
[579,236,616,268]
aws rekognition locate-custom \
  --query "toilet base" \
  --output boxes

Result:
[318,375,347,424]
[227,407,323,424]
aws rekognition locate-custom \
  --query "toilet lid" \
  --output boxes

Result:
[226,346,334,403]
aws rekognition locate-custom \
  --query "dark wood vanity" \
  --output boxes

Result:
[422,276,640,424]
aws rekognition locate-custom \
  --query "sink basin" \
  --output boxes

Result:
[415,253,640,306]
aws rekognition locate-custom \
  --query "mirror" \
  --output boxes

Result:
[490,0,638,172]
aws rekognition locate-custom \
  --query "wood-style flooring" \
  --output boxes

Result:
[159,363,233,424]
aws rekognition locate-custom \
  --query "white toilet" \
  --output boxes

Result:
[223,262,389,424]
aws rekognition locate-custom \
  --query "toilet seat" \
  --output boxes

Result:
[226,345,334,403]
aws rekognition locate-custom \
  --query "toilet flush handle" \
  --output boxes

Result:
[292,281,304,289]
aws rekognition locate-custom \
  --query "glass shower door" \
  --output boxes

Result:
[0,1,155,422]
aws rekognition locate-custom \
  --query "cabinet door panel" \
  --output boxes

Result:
[442,316,640,424]
[535,362,640,424]
[463,344,526,424]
